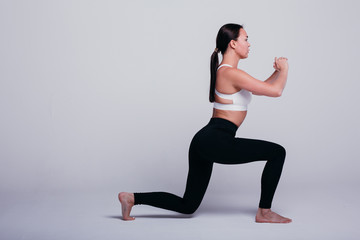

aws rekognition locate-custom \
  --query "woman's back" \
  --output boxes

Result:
[213,64,249,127]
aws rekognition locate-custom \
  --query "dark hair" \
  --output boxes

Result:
[209,23,243,102]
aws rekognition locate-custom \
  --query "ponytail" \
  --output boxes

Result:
[209,49,219,102]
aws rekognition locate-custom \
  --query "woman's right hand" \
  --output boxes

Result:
[273,57,288,71]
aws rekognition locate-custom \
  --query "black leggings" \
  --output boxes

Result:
[134,117,286,213]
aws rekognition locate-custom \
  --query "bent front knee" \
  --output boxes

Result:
[271,143,286,162]
[277,144,286,159]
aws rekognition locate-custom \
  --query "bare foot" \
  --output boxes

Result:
[255,208,292,223]
[118,192,135,221]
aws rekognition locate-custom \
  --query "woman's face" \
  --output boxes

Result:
[232,28,251,59]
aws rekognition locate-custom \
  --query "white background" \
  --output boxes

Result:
[1,0,359,239]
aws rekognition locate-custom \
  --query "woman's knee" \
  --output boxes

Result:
[277,144,286,159]
[176,205,197,215]
[271,143,286,161]
[182,205,198,215]
[180,200,200,214]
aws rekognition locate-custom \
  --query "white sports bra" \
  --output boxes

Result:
[214,64,252,111]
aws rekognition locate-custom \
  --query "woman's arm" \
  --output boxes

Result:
[264,70,280,84]
[227,57,289,97]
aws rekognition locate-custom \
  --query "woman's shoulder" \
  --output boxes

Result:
[216,69,244,92]
[217,67,248,85]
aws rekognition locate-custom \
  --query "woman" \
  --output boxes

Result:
[119,23,291,223]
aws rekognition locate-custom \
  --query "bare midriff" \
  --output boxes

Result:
[212,108,247,127]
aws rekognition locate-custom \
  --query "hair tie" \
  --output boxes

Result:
[214,47,219,53]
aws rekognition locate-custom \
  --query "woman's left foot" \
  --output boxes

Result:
[255,208,292,223]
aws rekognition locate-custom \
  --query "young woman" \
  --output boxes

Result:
[119,23,292,223]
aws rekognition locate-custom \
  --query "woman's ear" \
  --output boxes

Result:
[229,39,237,49]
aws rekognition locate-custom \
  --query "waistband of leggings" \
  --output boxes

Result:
[208,117,238,132]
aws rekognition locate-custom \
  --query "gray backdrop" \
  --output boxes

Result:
[0,1,359,238]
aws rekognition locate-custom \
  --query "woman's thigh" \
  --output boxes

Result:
[212,137,285,165]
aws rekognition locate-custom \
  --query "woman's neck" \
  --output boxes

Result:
[221,52,241,68]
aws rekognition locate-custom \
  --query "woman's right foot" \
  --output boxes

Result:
[118,192,135,221]
[255,208,292,223]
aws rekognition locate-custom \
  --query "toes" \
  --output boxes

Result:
[281,218,292,223]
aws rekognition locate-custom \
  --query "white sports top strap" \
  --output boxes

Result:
[214,89,235,100]
[217,64,233,70]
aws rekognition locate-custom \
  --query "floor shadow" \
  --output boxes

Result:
[107,214,194,220]
[107,205,256,220]
[197,205,257,216]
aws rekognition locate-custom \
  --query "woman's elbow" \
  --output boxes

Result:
[274,89,283,97]
[266,89,282,97]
